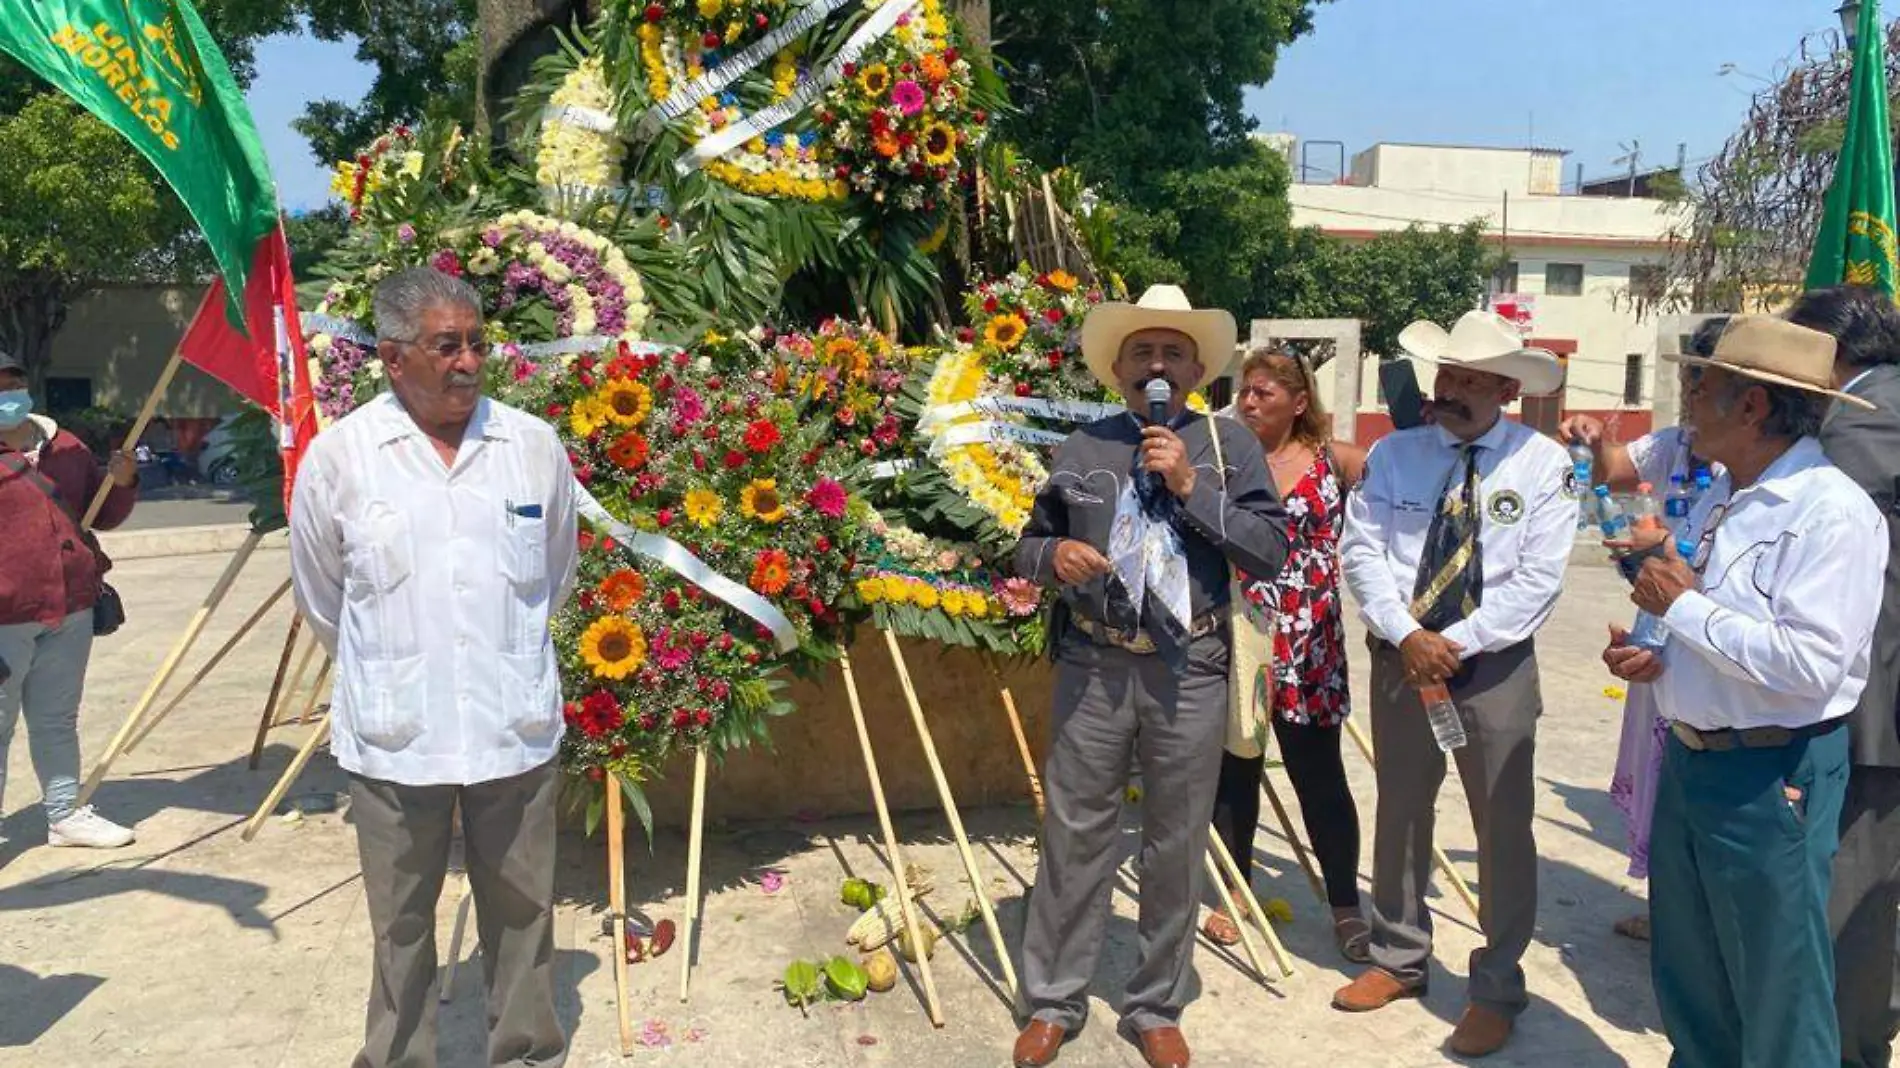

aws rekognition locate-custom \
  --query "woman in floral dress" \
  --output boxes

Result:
[1205,350,1370,961]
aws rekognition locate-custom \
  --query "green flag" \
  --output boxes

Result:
[1808,0,1899,295]
[0,0,279,331]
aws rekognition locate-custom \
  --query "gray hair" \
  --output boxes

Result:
[1698,366,1828,440]
[373,267,482,344]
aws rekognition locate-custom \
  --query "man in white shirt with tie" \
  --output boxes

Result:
[1604,316,1888,1068]
[1333,311,1578,1058]
[290,267,578,1068]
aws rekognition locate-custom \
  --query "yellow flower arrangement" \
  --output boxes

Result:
[568,395,612,438]
[940,588,966,616]
[683,487,724,528]
[918,348,1048,535]
[857,63,892,97]
[856,576,887,603]
[534,59,623,202]
[740,478,787,523]
[985,314,1028,350]
[600,379,653,426]
[911,582,940,610]
[580,615,647,680]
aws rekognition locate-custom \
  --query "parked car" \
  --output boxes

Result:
[195,414,244,486]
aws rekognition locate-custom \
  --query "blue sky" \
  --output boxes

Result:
[249,0,1856,210]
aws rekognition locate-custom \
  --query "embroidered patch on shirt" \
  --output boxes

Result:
[1487,489,1526,526]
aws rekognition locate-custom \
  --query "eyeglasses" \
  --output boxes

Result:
[397,334,491,361]
[1686,502,1730,574]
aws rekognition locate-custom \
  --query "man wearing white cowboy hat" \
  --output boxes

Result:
[1334,309,1579,1057]
[1603,315,1887,1068]
[1010,284,1291,1068]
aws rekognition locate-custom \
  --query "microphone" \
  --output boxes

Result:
[1144,377,1173,425]
[1141,377,1173,513]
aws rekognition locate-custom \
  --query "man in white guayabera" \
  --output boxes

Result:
[290,267,578,1068]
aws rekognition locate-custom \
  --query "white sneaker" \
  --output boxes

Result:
[47,806,136,849]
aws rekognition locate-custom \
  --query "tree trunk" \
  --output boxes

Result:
[478,0,599,139]
[953,0,990,54]
[0,279,69,399]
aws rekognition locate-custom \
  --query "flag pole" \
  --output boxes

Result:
[82,344,183,529]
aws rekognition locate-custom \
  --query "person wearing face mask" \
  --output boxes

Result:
[1010,285,1291,1068]
[1333,311,1579,1058]
[289,267,578,1067]
[0,348,140,849]
[1202,349,1371,960]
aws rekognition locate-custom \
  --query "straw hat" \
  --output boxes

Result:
[1080,284,1237,393]
[1665,315,1874,410]
[1397,310,1565,397]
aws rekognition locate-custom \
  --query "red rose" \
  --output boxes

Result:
[974,110,987,124]
[639,713,657,731]
[578,371,596,389]
[695,710,712,727]
[834,164,852,179]
[578,355,598,372]
[717,634,735,652]
[703,426,721,442]
[547,404,566,418]
[658,508,675,527]
[662,589,682,612]
[956,326,975,343]
[723,449,747,469]
[601,537,619,553]
[705,374,724,390]
[754,12,767,27]
[944,47,960,63]
[577,464,595,485]
[982,296,999,314]
[587,767,604,781]
[672,709,691,729]
[692,451,707,471]
[1015,382,1033,397]
[643,3,663,20]
[808,598,825,616]
[578,531,596,550]
[1045,307,1065,323]
[743,419,781,453]
[702,30,721,47]
[842,62,857,76]
[815,535,831,553]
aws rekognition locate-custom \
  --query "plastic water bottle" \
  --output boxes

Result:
[1630,482,1665,532]
[1628,609,1667,649]
[1419,683,1468,752]
[1693,468,1714,507]
[1664,474,1693,533]
[1594,485,1630,538]
[1568,438,1595,529]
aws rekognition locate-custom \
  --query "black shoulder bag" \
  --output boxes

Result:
[0,451,125,636]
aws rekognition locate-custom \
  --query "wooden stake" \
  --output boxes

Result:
[77,530,264,807]
[1343,719,1482,923]
[251,615,304,770]
[241,712,332,842]
[679,746,708,1003]
[1040,172,1066,272]
[1203,852,1269,981]
[881,629,1019,1001]
[295,655,333,727]
[275,631,321,728]
[838,649,943,1027]
[125,578,292,753]
[83,347,182,529]
[1259,773,1327,907]
[1209,828,1294,979]
[994,680,1044,821]
[606,773,637,1055]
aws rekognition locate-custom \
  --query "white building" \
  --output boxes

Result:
[1278,141,1686,442]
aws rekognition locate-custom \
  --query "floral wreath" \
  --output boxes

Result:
[308,208,650,422]
[328,124,422,222]
[535,57,628,208]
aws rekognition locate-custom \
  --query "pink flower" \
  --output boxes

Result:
[672,386,706,425]
[892,80,926,116]
[805,477,848,519]
[431,249,462,276]
[998,577,1042,617]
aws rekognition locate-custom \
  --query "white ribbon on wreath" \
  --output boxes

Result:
[675,0,921,175]
[638,0,861,133]
[928,422,1070,451]
[919,396,1123,431]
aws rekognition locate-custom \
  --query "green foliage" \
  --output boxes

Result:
[1270,222,1492,355]
[1267,222,1493,356]
[294,0,481,167]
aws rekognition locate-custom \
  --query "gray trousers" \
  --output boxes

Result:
[348,759,566,1068]
[1366,639,1540,1017]
[0,610,94,824]
[1832,764,1900,1068]
[1020,631,1229,1034]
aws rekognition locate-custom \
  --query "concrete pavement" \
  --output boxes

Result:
[0,549,1669,1067]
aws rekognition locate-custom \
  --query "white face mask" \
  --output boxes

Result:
[0,388,31,431]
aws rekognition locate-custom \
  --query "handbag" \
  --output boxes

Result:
[1206,417,1277,759]
[0,451,125,636]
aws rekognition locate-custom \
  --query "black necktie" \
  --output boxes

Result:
[1411,443,1485,632]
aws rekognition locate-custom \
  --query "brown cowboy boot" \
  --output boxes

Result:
[1331,967,1427,1012]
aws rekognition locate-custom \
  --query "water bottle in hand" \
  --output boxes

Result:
[1594,485,1629,539]
[1568,439,1595,529]
[1420,682,1468,752]
[1664,474,1693,533]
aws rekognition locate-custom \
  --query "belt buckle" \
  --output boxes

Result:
[1670,721,1708,752]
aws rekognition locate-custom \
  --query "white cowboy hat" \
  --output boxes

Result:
[1398,310,1565,397]
[1665,315,1875,410]
[1080,284,1237,393]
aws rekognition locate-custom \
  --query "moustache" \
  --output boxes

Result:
[444,371,482,389]
[1429,396,1472,419]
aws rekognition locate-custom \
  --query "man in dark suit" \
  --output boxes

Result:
[1788,285,1900,1068]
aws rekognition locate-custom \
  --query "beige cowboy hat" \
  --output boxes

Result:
[1665,315,1875,410]
[1080,284,1237,393]
[1398,309,1565,397]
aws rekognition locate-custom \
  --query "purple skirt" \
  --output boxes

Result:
[1608,683,1668,880]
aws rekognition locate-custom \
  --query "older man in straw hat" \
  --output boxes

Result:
[1333,310,1579,1057]
[1009,284,1291,1068]
[1603,316,1887,1068]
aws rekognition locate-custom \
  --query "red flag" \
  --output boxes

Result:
[178,223,320,509]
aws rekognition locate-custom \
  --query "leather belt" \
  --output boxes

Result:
[1072,612,1227,656]
[1669,717,1845,753]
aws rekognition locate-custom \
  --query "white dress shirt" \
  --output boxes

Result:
[1656,436,1888,731]
[1341,417,1579,656]
[1627,427,1696,487]
[290,393,579,786]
